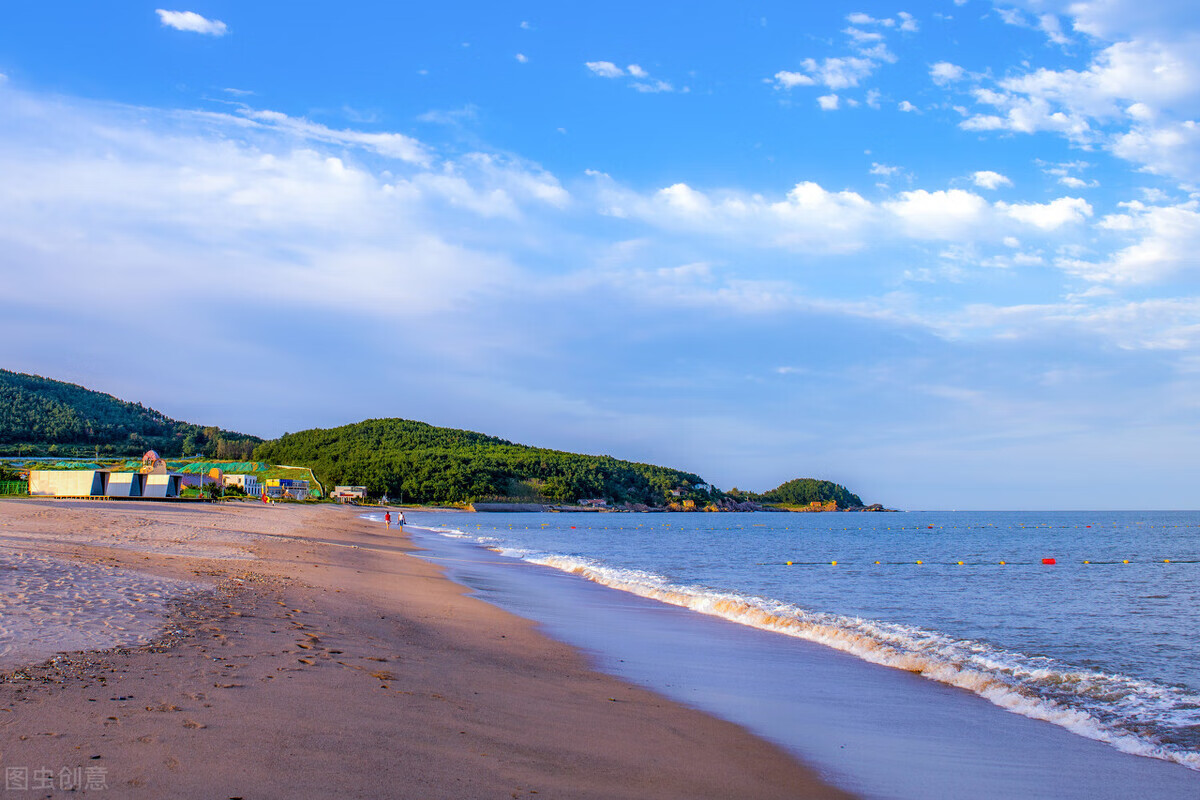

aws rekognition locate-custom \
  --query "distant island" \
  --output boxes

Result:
[0,368,888,511]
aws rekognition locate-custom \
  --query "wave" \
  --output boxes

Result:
[424,525,1200,771]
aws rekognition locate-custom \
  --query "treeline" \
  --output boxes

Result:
[0,369,260,458]
[253,418,707,506]
[730,478,864,508]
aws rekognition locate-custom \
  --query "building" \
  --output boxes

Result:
[144,473,184,498]
[265,478,309,501]
[225,474,262,496]
[30,470,106,497]
[333,485,367,503]
[28,469,181,498]
[105,472,142,497]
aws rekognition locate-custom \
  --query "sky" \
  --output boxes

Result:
[2,1,1199,509]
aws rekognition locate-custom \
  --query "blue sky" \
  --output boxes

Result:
[2,1,1199,508]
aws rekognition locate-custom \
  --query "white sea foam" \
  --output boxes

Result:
[424,524,1200,771]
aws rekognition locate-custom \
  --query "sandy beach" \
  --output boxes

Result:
[0,500,851,799]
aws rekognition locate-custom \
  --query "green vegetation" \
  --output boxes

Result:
[253,418,706,506]
[730,478,863,509]
[0,369,261,458]
[1,368,874,509]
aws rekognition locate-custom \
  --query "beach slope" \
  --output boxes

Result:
[0,501,851,799]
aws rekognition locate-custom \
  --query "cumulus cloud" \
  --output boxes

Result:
[972,170,1013,189]
[591,177,876,253]
[1057,200,1200,284]
[773,70,816,89]
[930,61,966,86]
[950,12,1200,181]
[633,79,673,94]
[772,13,909,97]
[1038,14,1072,46]
[155,9,228,36]
[884,189,990,239]
[817,94,840,111]
[999,197,1093,230]
[898,100,918,112]
[802,57,877,90]
[585,61,625,78]
[586,61,674,93]
[1111,120,1200,181]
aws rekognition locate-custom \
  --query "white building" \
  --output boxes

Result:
[333,486,367,503]
[225,474,262,496]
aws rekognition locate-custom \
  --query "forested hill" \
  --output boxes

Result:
[253,418,707,506]
[757,478,863,508]
[0,369,261,458]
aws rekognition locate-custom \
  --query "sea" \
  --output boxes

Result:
[394,509,1200,799]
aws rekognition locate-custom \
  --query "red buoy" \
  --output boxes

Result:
[1042,557,1056,565]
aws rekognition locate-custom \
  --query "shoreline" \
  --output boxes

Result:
[0,500,852,798]
[402,510,1200,799]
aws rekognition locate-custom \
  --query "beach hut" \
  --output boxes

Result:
[28,469,107,497]
[143,473,183,498]
[105,472,144,497]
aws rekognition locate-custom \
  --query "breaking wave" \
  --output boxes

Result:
[440,528,1200,771]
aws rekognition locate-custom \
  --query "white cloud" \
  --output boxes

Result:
[585,61,625,78]
[972,170,1013,189]
[802,56,876,90]
[818,94,840,111]
[1000,197,1093,230]
[1038,14,1072,46]
[955,24,1200,180]
[898,100,918,112]
[898,12,919,32]
[871,163,902,177]
[930,61,966,86]
[633,80,673,94]
[1056,200,1200,284]
[592,177,876,253]
[773,70,816,89]
[997,7,1027,27]
[844,27,886,45]
[884,189,990,239]
[1111,120,1200,181]
[586,62,674,93]
[515,53,529,64]
[1059,176,1099,189]
[846,12,892,26]
[155,9,228,36]
[240,109,431,166]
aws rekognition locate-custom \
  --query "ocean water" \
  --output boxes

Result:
[404,509,1200,773]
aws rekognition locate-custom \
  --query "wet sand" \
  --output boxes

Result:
[0,500,852,799]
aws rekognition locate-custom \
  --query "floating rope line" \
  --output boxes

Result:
[761,558,1200,566]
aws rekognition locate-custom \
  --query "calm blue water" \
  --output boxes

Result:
[406,509,1200,770]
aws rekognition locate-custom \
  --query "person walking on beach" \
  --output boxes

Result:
[384,511,392,530]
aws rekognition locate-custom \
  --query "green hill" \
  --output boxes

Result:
[0,369,261,458]
[253,418,707,506]
[756,478,863,509]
